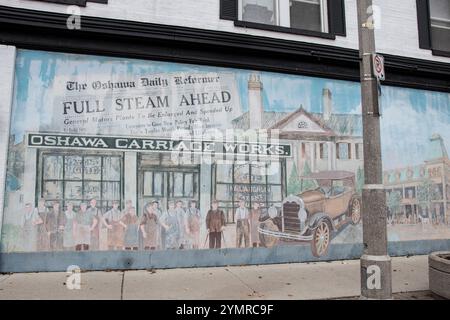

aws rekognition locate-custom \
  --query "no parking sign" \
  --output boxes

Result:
[372,53,385,81]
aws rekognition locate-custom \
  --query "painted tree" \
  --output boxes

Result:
[0,224,22,252]
[300,162,317,192]
[387,190,402,222]
[287,163,302,196]
[356,167,364,195]
[417,179,441,222]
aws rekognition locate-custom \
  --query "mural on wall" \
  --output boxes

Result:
[380,87,450,242]
[1,49,449,259]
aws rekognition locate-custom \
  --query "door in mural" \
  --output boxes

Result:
[139,168,200,214]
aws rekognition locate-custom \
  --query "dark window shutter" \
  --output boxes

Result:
[220,0,238,21]
[328,0,346,36]
[416,0,432,49]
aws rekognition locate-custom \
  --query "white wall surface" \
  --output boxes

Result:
[0,0,448,63]
[0,45,16,233]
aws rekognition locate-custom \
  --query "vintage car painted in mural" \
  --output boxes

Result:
[259,171,362,257]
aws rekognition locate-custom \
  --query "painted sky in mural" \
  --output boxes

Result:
[380,87,450,170]
[12,50,362,138]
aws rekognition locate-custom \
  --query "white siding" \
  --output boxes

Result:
[0,0,448,63]
[0,45,16,232]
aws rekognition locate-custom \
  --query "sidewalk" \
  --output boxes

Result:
[0,255,437,300]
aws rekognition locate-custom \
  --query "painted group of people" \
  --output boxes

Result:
[21,198,202,252]
[22,198,127,252]
[21,197,264,252]
[234,199,262,248]
[205,199,262,249]
[138,198,202,250]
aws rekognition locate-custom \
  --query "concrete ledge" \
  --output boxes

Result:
[0,256,431,300]
[0,243,363,273]
[429,252,450,299]
[0,240,449,273]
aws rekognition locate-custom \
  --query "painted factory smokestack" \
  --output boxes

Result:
[323,88,332,121]
[248,73,263,129]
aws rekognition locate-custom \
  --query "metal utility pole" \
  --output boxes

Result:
[356,0,392,300]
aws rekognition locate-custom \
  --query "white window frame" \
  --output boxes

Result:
[238,0,329,33]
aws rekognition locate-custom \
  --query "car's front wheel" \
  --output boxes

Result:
[311,220,331,258]
[350,197,362,225]
[259,220,279,248]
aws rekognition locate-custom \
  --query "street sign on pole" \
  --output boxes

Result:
[357,0,392,300]
[372,54,385,81]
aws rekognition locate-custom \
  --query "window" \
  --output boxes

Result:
[337,143,351,160]
[355,143,363,160]
[142,171,198,199]
[417,0,450,56]
[214,161,284,223]
[290,0,329,33]
[40,152,122,211]
[241,0,277,26]
[319,143,328,160]
[429,0,450,52]
[221,0,346,38]
[239,0,328,32]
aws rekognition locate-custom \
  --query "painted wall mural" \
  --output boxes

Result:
[1,49,449,260]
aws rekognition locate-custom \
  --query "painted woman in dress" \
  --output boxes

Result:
[163,201,180,250]
[103,201,124,250]
[21,203,42,252]
[151,201,166,250]
[140,202,167,250]
[120,206,139,250]
[60,202,76,250]
[186,200,201,249]
[175,200,188,249]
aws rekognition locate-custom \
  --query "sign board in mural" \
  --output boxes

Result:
[1,50,449,267]
[27,133,292,157]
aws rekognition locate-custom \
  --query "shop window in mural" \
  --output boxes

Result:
[1,49,449,260]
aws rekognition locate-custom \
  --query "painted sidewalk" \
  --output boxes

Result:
[0,255,435,300]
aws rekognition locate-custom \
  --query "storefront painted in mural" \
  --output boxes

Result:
[1,49,449,271]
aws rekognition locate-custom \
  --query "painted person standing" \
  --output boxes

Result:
[74,202,98,251]
[120,206,139,250]
[140,202,167,250]
[60,202,76,250]
[186,200,201,249]
[163,201,181,249]
[46,201,62,251]
[122,200,133,218]
[249,202,262,248]
[103,200,124,250]
[205,200,226,249]
[87,199,102,250]
[21,203,42,252]
[152,201,165,250]
[36,198,49,251]
[235,200,250,248]
[175,200,188,249]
